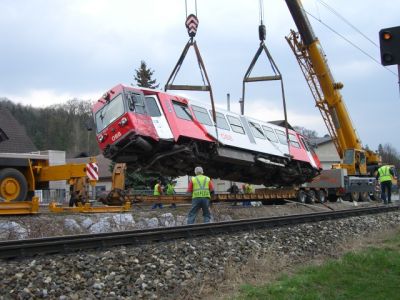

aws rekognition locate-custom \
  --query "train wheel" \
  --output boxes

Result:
[307,190,316,203]
[316,190,326,203]
[297,190,307,203]
[360,192,371,202]
[0,168,28,201]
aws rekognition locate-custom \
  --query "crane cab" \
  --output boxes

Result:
[334,149,367,176]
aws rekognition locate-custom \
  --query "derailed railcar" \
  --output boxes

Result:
[93,84,321,186]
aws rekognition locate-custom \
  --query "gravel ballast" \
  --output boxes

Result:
[0,207,399,299]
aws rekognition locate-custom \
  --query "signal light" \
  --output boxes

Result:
[382,32,392,40]
[379,26,400,66]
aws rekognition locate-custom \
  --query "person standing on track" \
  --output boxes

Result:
[152,179,164,209]
[166,181,177,208]
[187,166,214,224]
[376,165,396,204]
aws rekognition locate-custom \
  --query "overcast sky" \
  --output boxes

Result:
[0,0,399,151]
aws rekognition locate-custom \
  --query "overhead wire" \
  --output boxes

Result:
[305,10,397,77]
[316,0,379,48]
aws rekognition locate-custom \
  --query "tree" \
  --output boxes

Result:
[293,126,320,139]
[133,61,159,89]
[378,143,400,170]
[0,98,99,157]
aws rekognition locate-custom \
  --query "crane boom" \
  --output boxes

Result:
[284,0,380,175]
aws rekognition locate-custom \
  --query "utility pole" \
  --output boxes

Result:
[239,98,244,115]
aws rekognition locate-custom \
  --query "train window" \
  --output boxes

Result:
[172,101,193,121]
[289,133,301,148]
[127,93,146,115]
[262,126,278,143]
[210,111,230,130]
[300,137,310,151]
[275,129,288,145]
[249,121,265,139]
[95,93,125,133]
[145,97,161,117]
[192,105,213,126]
[227,115,245,134]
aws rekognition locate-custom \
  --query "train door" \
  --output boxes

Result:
[299,136,318,169]
[144,95,174,139]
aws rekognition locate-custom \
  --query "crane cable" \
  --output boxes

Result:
[184,0,206,86]
[307,2,397,77]
[259,0,291,158]
[182,0,219,145]
[185,0,197,19]
[241,0,289,158]
[259,0,265,25]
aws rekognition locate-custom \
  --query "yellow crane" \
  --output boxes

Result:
[284,0,381,176]
[284,0,381,201]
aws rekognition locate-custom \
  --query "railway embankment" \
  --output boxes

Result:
[0,202,399,299]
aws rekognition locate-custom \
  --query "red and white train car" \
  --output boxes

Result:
[93,84,321,186]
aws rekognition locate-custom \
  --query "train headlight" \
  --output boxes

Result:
[98,135,104,142]
[119,117,128,126]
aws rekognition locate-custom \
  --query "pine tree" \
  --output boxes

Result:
[128,60,169,190]
[133,61,159,89]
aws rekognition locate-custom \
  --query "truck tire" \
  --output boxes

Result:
[297,190,307,203]
[360,192,370,202]
[328,194,338,202]
[0,168,28,201]
[344,192,360,202]
[316,190,326,203]
[307,190,316,203]
[370,191,381,201]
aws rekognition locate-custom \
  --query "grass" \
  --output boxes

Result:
[236,230,400,300]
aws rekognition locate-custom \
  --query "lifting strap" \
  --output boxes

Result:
[241,18,291,156]
[165,10,219,142]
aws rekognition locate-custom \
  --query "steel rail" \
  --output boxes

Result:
[0,205,398,259]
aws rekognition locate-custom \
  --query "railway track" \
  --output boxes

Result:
[0,205,398,259]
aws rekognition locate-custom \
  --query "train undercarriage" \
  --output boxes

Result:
[103,133,319,186]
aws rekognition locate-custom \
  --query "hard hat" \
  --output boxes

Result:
[194,166,203,175]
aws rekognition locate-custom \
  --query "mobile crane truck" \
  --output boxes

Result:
[284,0,382,202]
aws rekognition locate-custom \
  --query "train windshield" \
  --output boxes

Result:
[95,94,125,133]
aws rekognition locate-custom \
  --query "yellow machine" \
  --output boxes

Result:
[284,0,381,201]
[285,0,380,175]
[98,163,130,206]
[0,152,97,214]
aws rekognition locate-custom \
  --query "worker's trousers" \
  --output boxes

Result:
[187,198,211,224]
[381,181,392,204]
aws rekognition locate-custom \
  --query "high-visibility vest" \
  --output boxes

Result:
[378,166,392,183]
[192,175,211,199]
[154,183,161,196]
[166,184,174,195]
[246,184,254,194]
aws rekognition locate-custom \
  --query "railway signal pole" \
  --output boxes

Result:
[379,26,400,94]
